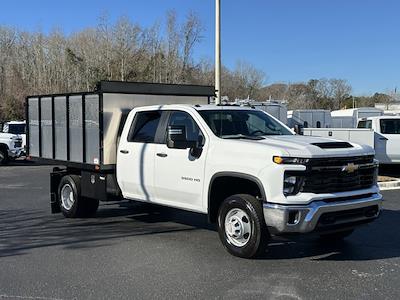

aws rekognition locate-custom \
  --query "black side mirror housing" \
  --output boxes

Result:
[167,125,196,149]
[294,124,304,135]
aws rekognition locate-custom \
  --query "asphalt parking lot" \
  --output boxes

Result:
[1,163,400,299]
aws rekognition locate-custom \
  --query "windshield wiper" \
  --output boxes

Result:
[221,134,265,140]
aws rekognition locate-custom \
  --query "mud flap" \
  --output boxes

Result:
[50,167,66,213]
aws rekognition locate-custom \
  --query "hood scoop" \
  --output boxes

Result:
[311,142,353,149]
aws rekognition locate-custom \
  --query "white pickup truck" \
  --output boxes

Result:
[27,82,383,258]
[304,116,400,165]
[0,121,25,164]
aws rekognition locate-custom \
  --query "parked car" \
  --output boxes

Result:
[27,81,382,258]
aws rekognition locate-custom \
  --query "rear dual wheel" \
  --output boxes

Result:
[59,175,99,218]
[218,194,270,258]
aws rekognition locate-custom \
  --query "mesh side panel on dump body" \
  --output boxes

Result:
[40,97,53,159]
[54,96,67,160]
[28,98,39,157]
[69,95,83,163]
[84,94,100,164]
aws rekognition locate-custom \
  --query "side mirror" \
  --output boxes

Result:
[294,124,304,135]
[167,125,196,149]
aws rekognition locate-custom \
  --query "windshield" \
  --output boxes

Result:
[198,109,293,139]
[380,119,400,134]
[6,124,26,134]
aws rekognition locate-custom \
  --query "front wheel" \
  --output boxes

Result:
[217,194,270,258]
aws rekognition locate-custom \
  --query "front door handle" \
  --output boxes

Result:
[120,149,129,154]
[156,152,168,158]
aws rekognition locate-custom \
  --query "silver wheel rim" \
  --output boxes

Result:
[61,184,74,211]
[0,151,4,163]
[224,208,252,247]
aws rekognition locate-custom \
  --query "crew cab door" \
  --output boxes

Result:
[117,110,164,202]
[154,110,207,212]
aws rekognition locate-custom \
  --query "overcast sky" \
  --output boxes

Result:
[1,0,399,95]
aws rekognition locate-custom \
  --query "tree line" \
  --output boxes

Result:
[0,12,395,121]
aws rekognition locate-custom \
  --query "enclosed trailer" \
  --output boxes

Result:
[253,101,288,124]
[287,109,332,128]
[235,100,288,123]
[331,107,384,128]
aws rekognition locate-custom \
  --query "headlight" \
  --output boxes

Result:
[283,174,304,196]
[283,176,297,195]
[273,156,310,165]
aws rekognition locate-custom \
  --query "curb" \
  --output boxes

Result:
[378,179,400,190]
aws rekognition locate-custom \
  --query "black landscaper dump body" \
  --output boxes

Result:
[26,80,215,214]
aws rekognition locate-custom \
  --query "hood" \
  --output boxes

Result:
[231,135,374,158]
[0,132,22,140]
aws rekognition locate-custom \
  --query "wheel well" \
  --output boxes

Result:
[0,143,9,151]
[208,175,264,223]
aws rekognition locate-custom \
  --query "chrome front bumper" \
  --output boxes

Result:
[8,148,23,158]
[263,193,383,234]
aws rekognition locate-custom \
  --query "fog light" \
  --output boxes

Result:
[288,210,300,225]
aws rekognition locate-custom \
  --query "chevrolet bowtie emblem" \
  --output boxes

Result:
[342,162,359,173]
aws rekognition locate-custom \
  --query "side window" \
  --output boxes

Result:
[128,111,162,143]
[168,111,204,144]
[358,120,372,129]
[357,121,366,128]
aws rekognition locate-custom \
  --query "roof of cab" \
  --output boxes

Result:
[193,104,255,111]
[363,115,400,120]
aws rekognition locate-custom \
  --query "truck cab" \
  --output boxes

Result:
[357,116,400,164]
[115,104,381,257]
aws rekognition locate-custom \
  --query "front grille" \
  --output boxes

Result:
[14,141,22,148]
[300,155,376,193]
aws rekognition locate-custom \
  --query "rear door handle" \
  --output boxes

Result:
[156,153,168,158]
[120,150,129,154]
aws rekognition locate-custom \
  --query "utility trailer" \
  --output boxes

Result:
[26,81,214,212]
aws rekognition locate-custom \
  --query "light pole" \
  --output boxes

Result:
[215,0,221,104]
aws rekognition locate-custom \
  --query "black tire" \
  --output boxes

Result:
[319,229,354,242]
[0,148,9,165]
[217,194,270,258]
[58,175,99,218]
